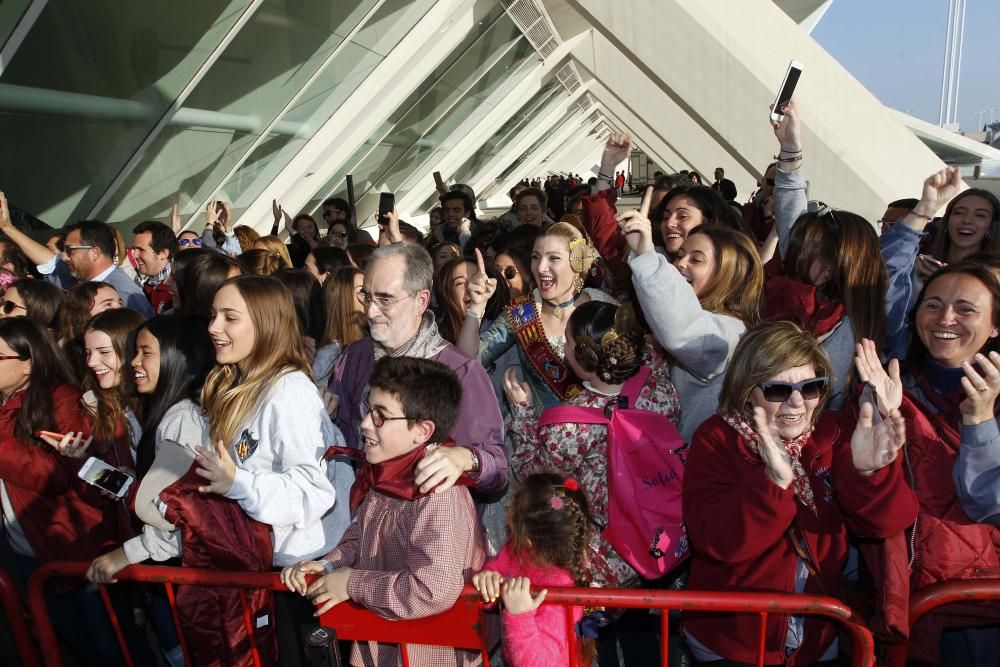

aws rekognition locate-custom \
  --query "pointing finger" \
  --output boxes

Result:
[474,247,486,275]
[639,186,653,218]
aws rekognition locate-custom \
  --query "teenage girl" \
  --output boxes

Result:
[472,473,595,667]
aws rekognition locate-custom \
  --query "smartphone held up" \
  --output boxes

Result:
[770,60,804,122]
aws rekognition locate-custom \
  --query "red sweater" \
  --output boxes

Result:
[682,411,918,665]
[0,383,124,562]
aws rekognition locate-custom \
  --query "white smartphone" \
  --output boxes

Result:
[78,456,134,499]
[769,60,805,122]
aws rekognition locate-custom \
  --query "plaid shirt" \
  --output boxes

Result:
[324,487,487,666]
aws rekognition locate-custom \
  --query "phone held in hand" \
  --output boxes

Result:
[433,171,444,189]
[78,456,134,499]
[36,430,67,441]
[377,192,395,227]
[770,60,804,122]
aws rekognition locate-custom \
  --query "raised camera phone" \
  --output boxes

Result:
[377,192,395,227]
[78,456,134,499]
[769,60,804,122]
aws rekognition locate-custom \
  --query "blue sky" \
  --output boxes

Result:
[811,0,998,130]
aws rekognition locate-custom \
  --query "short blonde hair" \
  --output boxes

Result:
[253,235,292,270]
[718,320,834,419]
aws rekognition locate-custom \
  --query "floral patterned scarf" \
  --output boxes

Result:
[723,410,818,516]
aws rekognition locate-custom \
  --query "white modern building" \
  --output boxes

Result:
[1,0,997,234]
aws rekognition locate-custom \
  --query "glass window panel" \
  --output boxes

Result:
[0,1,252,226]
[0,0,31,50]
[95,0,389,225]
[309,10,531,226]
[214,0,435,212]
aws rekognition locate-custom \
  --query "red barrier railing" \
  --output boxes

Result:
[25,561,876,667]
[0,568,42,667]
[884,578,1000,667]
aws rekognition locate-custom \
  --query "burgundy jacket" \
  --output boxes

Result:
[0,383,123,562]
[682,411,918,665]
[160,466,276,667]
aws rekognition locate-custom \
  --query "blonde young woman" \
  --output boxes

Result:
[194,275,354,664]
[461,222,617,411]
[618,191,764,441]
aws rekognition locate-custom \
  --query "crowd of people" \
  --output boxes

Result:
[1,96,999,667]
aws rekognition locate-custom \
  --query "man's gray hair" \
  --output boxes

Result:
[368,243,434,294]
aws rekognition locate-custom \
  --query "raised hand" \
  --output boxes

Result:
[853,339,902,415]
[752,407,794,489]
[502,367,533,407]
[206,201,220,226]
[464,248,497,315]
[615,186,654,255]
[170,202,181,233]
[382,208,402,244]
[219,202,232,232]
[771,97,802,151]
[272,198,283,224]
[916,167,964,217]
[959,351,1000,425]
[851,402,906,475]
[600,132,633,175]
[0,191,13,231]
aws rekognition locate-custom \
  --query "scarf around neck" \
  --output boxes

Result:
[325,438,473,512]
[723,410,818,516]
[373,311,448,362]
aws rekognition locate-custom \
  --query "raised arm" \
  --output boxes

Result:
[770,99,806,258]
[0,191,57,266]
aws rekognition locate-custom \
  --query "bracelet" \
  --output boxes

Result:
[908,210,933,222]
[465,308,484,320]
[777,155,802,163]
[779,147,803,154]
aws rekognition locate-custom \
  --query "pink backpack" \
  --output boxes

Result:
[538,367,689,579]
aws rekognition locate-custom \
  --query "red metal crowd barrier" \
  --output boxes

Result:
[884,578,1000,667]
[0,568,42,667]
[23,561,876,667]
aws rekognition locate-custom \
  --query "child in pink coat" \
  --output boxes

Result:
[472,473,594,667]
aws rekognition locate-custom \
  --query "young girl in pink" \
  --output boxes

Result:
[472,473,595,667]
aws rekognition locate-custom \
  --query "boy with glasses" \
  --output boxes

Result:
[282,356,486,667]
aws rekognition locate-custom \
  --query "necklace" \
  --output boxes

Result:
[543,292,580,319]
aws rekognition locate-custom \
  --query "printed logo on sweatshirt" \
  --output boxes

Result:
[235,429,260,463]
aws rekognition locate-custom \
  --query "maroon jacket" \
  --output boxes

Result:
[682,411,918,665]
[0,383,123,562]
[143,280,173,315]
[160,465,276,667]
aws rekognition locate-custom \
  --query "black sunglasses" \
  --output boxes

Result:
[2,300,26,315]
[499,266,518,280]
[757,377,827,403]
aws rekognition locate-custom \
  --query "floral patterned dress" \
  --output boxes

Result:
[509,348,681,588]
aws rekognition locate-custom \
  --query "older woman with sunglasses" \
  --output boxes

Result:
[682,321,916,666]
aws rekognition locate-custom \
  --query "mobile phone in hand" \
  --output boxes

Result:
[377,192,395,227]
[78,457,134,499]
[770,60,804,122]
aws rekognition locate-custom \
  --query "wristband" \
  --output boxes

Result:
[465,308,484,320]
[908,210,933,222]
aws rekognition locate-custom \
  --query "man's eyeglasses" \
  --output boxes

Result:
[178,238,203,247]
[757,377,828,403]
[63,244,94,253]
[498,266,518,280]
[2,300,26,315]
[361,400,412,428]
[330,231,348,239]
[356,290,412,310]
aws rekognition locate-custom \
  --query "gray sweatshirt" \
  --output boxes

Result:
[773,165,854,409]
[954,419,1000,526]
[628,249,746,442]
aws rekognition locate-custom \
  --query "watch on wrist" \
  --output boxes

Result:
[468,448,480,475]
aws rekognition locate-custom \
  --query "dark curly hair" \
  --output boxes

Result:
[568,302,645,384]
[507,472,596,665]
